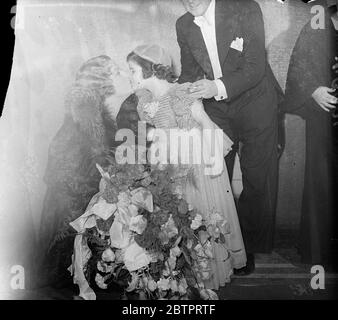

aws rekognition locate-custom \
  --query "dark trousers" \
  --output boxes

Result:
[204,92,279,254]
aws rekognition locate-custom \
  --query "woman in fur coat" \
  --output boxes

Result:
[37,55,148,287]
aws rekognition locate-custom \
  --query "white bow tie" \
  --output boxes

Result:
[194,15,211,28]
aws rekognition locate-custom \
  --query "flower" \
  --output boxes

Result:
[203,242,213,259]
[167,256,177,270]
[200,289,219,300]
[124,241,152,272]
[114,249,124,263]
[209,211,224,225]
[207,225,222,239]
[147,279,157,292]
[126,272,139,292]
[117,191,131,208]
[195,281,205,290]
[198,260,209,270]
[95,273,107,289]
[219,220,231,235]
[191,214,203,230]
[178,278,188,295]
[194,243,208,259]
[161,214,178,239]
[157,278,170,291]
[102,248,115,262]
[170,246,182,258]
[131,187,154,212]
[129,215,147,235]
[139,278,146,289]
[141,172,152,187]
[201,271,211,280]
[150,252,164,263]
[169,279,179,292]
[174,185,183,199]
[70,148,234,300]
[97,261,114,273]
[153,210,169,226]
[186,239,193,249]
[157,164,167,171]
[162,264,170,277]
[209,211,230,234]
[178,199,189,215]
[158,231,170,245]
[142,275,149,285]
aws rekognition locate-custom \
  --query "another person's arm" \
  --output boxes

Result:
[284,20,337,114]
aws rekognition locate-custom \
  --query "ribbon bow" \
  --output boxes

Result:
[110,187,153,249]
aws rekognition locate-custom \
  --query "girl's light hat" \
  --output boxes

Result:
[133,44,172,67]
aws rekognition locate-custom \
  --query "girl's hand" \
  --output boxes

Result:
[190,100,206,124]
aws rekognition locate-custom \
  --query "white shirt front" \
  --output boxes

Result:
[194,0,227,100]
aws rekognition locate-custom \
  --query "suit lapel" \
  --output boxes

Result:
[215,0,237,66]
[185,0,238,79]
[187,22,214,79]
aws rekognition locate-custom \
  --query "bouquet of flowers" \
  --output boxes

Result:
[69,160,231,300]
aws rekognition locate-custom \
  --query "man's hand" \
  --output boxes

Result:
[311,86,337,112]
[187,79,218,99]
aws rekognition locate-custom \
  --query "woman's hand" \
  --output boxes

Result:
[311,86,337,112]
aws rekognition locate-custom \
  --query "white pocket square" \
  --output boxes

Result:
[230,37,244,52]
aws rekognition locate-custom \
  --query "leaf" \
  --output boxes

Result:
[182,247,192,266]
[187,287,203,300]
[126,273,139,292]
[96,214,115,233]
[219,233,226,244]
[96,163,111,182]
[176,254,186,270]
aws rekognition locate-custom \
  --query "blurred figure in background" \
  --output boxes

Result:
[283,0,338,269]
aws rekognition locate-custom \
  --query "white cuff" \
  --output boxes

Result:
[214,79,227,101]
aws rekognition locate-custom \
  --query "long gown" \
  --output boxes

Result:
[283,11,338,267]
[138,84,247,290]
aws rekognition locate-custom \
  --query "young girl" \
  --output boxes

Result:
[127,44,247,290]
